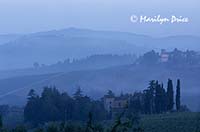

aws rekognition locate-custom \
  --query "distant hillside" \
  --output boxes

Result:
[0,28,200,70]
[0,64,199,111]
[0,28,145,70]
[0,34,21,45]
[0,54,136,79]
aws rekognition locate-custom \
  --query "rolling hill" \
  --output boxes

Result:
[0,34,21,45]
[0,28,200,70]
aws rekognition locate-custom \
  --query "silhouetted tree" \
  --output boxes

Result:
[176,79,181,111]
[138,50,160,65]
[73,86,83,100]
[107,90,115,97]
[155,83,167,113]
[33,62,40,69]
[85,112,95,132]
[0,115,2,130]
[143,80,156,114]
[24,86,107,125]
[24,89,41,125]
[129,92,143,114]
[167,79,174,111]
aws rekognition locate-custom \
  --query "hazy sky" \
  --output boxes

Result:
[0,0,199,36]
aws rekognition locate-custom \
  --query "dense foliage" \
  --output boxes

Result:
[176,79,181,111]
[1,111,200,132]
[23,79,185,126]
[24,87,107,125]
[128,79,184,114]
[0,78,198,132]
[137,49,200,67]
[141,112,200,132]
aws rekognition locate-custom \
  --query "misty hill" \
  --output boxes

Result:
[0,29,144,70]
[0,34,21,45]
[0,54,136,79]
[0,63,199,111]
[1,49,200,111]
[155,35,200,50]
[0,28,200,70]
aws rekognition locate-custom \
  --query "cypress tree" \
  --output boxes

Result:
[160,83,167,112]
[148,80,156,114]
[176,79,181,111]
[155,83,167,114]
[167,79,174,111]
[0,115,2,129]
[155,84,162,114]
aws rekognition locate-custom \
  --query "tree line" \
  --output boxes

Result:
[137,49,200,66]
[23,79,186,126]
[128,79,184,115]
[24,87,107,125]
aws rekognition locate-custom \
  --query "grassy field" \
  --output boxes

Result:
[140,112,200,132]
[2,112,200,132]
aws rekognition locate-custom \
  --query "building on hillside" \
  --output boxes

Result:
[103,93,129,118]
[103,94,115,113]
[160,49,170,62]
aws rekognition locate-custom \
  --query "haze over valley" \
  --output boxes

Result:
[0,30,200,111]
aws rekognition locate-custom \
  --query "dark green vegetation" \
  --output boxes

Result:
[24,87,107,125]
[141,112,200,132]
[166,79,174,111]
[0,29,200,131]
[23,79,184,125]
[0,111,200,132]
[0,79,199,132]
[176,79,181,111]
[129,79,188,115]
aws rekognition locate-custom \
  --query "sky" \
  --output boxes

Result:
[0,0,199,37]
